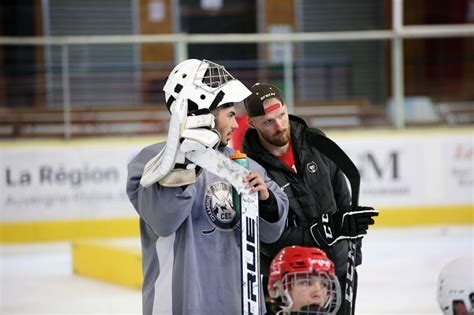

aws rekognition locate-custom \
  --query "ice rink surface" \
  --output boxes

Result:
[1,225,473,315]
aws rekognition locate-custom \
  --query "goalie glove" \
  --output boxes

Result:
[140,96,219,188]
[157,127,220,187]
[309,206,378,249]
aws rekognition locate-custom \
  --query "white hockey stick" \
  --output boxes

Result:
[240,191,260,315]
[186,149,250,194]
[186,149,260,315]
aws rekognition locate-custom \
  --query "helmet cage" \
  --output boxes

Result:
[274,271,340,314]
[194,60,235,93]
[163,59,251,114]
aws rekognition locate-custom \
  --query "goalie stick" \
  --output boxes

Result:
[308,133,360,315]
[186,149,260,315]
[240,191,260,315]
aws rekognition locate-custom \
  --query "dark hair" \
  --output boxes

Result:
[211,102,234,113]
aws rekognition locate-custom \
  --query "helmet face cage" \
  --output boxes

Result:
[195,60,235,93]
[452,296,474,315]
[278,271,340,314]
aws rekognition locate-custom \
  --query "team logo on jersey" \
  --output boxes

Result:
[306,161,318,173]
[202,181,238,235]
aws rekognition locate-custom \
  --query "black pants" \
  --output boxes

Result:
[262,270,358,315]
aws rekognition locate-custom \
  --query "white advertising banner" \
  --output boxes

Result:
[442,135,473,202]
[1,130,472,223]
[0,140,149,222]
[335,131,473,207]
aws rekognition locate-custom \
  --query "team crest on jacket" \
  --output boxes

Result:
[306,161,318,173]
[203,181,238,233]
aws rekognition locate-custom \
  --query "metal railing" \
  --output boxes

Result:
[1,0,474,138]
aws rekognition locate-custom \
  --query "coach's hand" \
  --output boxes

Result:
[309,206,378,249]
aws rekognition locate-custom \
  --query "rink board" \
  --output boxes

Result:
[1,128,473,243]
[1,205,472,243]
[72,238,142,289]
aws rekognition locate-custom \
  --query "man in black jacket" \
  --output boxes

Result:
[241,83,378,315]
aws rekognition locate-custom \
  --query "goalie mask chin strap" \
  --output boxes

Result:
[166,95,176,112]
[167,91,225,114]
[209,90,225,111]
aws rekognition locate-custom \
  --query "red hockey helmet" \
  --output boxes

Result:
[268,246,340,314]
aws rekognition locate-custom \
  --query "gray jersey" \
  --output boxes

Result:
[127,143,289,315]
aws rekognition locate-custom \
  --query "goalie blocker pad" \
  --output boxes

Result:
[140,97,188,188]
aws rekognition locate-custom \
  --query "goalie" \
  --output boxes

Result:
[126,59,289,315]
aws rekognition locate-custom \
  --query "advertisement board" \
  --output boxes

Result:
[1,140,146,222]
[336,132,472,207]
[1,130,472,224]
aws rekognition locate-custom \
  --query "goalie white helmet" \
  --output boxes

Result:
[163,59,251,113]
[139,59,250,188]
[437,256,474,315]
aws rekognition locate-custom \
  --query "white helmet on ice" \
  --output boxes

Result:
[163,59,251,113]
[437,256,474,315]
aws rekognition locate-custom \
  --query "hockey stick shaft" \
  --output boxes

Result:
[230,154,260,315]
[240,192,260,315]
[309,134,360,315]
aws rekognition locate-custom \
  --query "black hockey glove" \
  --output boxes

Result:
[309,206,378,249]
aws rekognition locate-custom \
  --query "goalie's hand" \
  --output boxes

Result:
[309,206,378,249]
[179,127,220,154]
[244,171,269,201]
[157,122,220,187]
[155,127,219,187]
[140,96,218,188]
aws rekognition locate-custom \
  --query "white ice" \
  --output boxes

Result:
[1,226,473,314]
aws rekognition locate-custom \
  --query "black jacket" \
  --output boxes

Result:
[242,115,360,276]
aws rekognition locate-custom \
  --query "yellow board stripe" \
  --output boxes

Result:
[1,205,472,243]
[374,205,474,226]
[0,218,139,243]
[72,240,142,289]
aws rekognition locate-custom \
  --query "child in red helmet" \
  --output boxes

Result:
[268,246,341,314]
